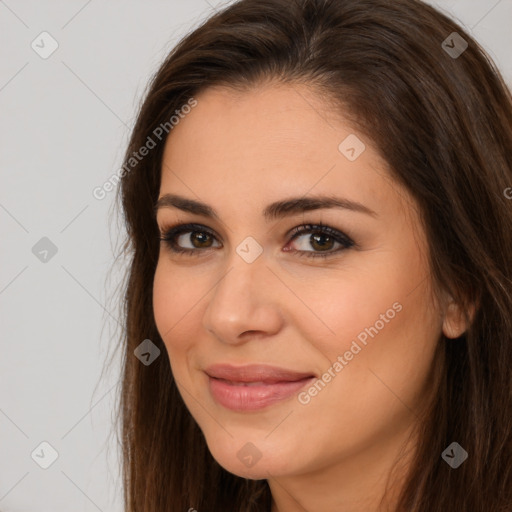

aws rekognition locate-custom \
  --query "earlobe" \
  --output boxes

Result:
[441,295,477,339]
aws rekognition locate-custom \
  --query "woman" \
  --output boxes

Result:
[113,0,512,510]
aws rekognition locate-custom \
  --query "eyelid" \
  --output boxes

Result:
[287,223,353,245]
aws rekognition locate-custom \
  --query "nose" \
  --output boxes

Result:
[201,252,284,345]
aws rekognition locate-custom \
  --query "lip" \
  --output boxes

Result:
[204,364,316,411]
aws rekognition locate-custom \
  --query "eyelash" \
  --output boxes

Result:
[157,222,355,259]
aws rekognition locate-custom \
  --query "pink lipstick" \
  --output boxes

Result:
[205,364,315,411]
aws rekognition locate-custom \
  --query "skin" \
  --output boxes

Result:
[152,82,469,511]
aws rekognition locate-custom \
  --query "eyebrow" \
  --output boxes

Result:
[154,193,377,221]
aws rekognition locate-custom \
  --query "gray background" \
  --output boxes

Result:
[1,1,511,511]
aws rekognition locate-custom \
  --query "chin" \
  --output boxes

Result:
[205,435,297,479]
[221,462,271,480]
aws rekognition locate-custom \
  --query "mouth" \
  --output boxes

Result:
[204,364,316,411]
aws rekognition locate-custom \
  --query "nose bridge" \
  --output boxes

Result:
[202,247,283,342]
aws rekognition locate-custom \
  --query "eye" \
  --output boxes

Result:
[158,221,354,259]
[158,223,220,256]
[285,223,354,259]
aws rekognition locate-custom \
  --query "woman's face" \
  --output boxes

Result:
[153,83,457,486]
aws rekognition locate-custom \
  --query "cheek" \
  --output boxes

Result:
[291,248,439,390]
[284,267,404,360]
[314,272,439,420]
[152,260,199,354]
[289,277,439,456]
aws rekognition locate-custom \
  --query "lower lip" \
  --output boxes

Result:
[207,376,315,411]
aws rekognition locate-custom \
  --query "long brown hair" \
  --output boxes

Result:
[111,0,512,509]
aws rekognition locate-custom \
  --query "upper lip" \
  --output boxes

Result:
[204,364,316,383]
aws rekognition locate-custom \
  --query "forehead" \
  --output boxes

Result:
[159,83,411,222]
[163,83,350,169]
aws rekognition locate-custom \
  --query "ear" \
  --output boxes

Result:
[441,292,477,339]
